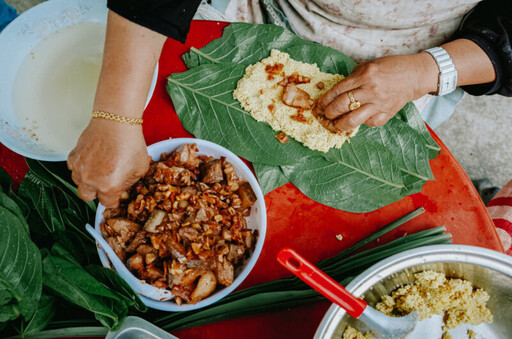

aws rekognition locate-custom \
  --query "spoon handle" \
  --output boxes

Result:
[277,247,367,318]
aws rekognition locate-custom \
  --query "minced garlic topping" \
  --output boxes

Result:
[233,49,358,153]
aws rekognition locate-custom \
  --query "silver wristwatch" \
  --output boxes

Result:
[425,47,458,96]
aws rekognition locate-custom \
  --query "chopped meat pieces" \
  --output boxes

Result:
[178,227,200,242]
[174,144,200,169]
[106,236,127,261]
[102,207,124,220]
[311,104,342,134]
[278,72,311,86]
[144,209,166,233]
[287,72,311,84]
[227,244,246,264]
[171,285,194,303]
[201,159,224,184]
[142,266,164,281]
[223,161,240,192]
[137,244,157,255]
[315,81,325,89]
[164,235,187,262]
[214,260,234,286]
[290,108,309,124]
[282,84,315,109]
[125,231,147,253]
[100,144,258,304]
[265,63,284,75]
[275,132,289,144]
[191,270,217,303]
[127,253,144,274]
[237,182,257,211]
[106,218,140,243]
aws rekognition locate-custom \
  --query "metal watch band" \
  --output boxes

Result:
[425,47,458,96]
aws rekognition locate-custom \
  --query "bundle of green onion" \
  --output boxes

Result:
[149,207,451,331]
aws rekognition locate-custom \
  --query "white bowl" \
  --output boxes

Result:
[92,138,267,311]
[0,0,157,161]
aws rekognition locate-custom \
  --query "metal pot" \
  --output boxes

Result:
[314,245,512,339]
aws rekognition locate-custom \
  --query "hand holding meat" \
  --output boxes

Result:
[317,53,438,132]
[67,118,150,208]
[101,144,258,305]
[317,38,498,132]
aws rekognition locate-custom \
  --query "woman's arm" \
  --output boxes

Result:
[67,11,166,207]
[68,1,201,207]
[319,0,511,131]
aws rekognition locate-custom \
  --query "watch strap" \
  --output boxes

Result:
[425,47,458,96]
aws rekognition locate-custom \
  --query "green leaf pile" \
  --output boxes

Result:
[0,164,146,337]
[167,23,440,212]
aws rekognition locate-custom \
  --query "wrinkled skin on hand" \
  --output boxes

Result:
[67,118,150,208]
[317,53,436,132]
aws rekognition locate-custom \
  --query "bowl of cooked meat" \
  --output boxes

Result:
[91,138,266,311]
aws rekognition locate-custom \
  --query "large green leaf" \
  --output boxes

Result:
[0,192,29,233]
[167,63,315,166]
[395,102,440,159]
[182,23,314,68]
[19,294,56,337]
[25,159,96,216]
[0,206,42,321]
[42,255,121,329]
[0,304,19,323]
[18,171,65,234]
[253,163,290,195]
[44,255,121,301]
[356,119,434,195]
[283,44,356,76]
[284,140,405,212]
[0,286,13,306]
[86,265,147,313]
[0,167,12,193]
[168,22,440,212]
[0,168,29,218]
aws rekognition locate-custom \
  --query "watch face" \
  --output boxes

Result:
[440,70,457,95]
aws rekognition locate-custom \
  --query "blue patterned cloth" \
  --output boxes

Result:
[0,0,17,32]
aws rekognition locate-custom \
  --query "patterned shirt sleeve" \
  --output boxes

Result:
[107,0,202,43]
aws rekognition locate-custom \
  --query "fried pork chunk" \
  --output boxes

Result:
[101,144,258,304]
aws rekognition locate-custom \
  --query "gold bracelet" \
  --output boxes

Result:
[91,110,143,125]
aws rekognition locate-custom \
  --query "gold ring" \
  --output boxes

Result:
[347,91,361,111]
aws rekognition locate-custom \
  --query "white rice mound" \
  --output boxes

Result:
[233,49,358,153]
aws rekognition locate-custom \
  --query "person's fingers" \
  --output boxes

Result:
[365,113,391,127]
[318,76,360,109]
[334,104,378,131]
[77,184,97,201]
[97,191,121,209]
[67,150,76,171]
[323,89,367,120]
[71,170,81,186]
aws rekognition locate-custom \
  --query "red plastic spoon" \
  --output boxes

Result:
[277,248,418,339]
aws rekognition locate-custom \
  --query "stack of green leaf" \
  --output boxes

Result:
[0,162,146,338]
[167,23,441,213]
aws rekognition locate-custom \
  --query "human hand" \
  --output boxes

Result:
[317,53,438,131]
[67,118,150,208]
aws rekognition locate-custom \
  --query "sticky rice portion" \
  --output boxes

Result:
[233,49,358,153]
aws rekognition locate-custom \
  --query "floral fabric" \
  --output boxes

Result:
[224,0,480,61]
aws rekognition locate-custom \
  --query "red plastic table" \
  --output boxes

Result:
[0,21,503,339]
